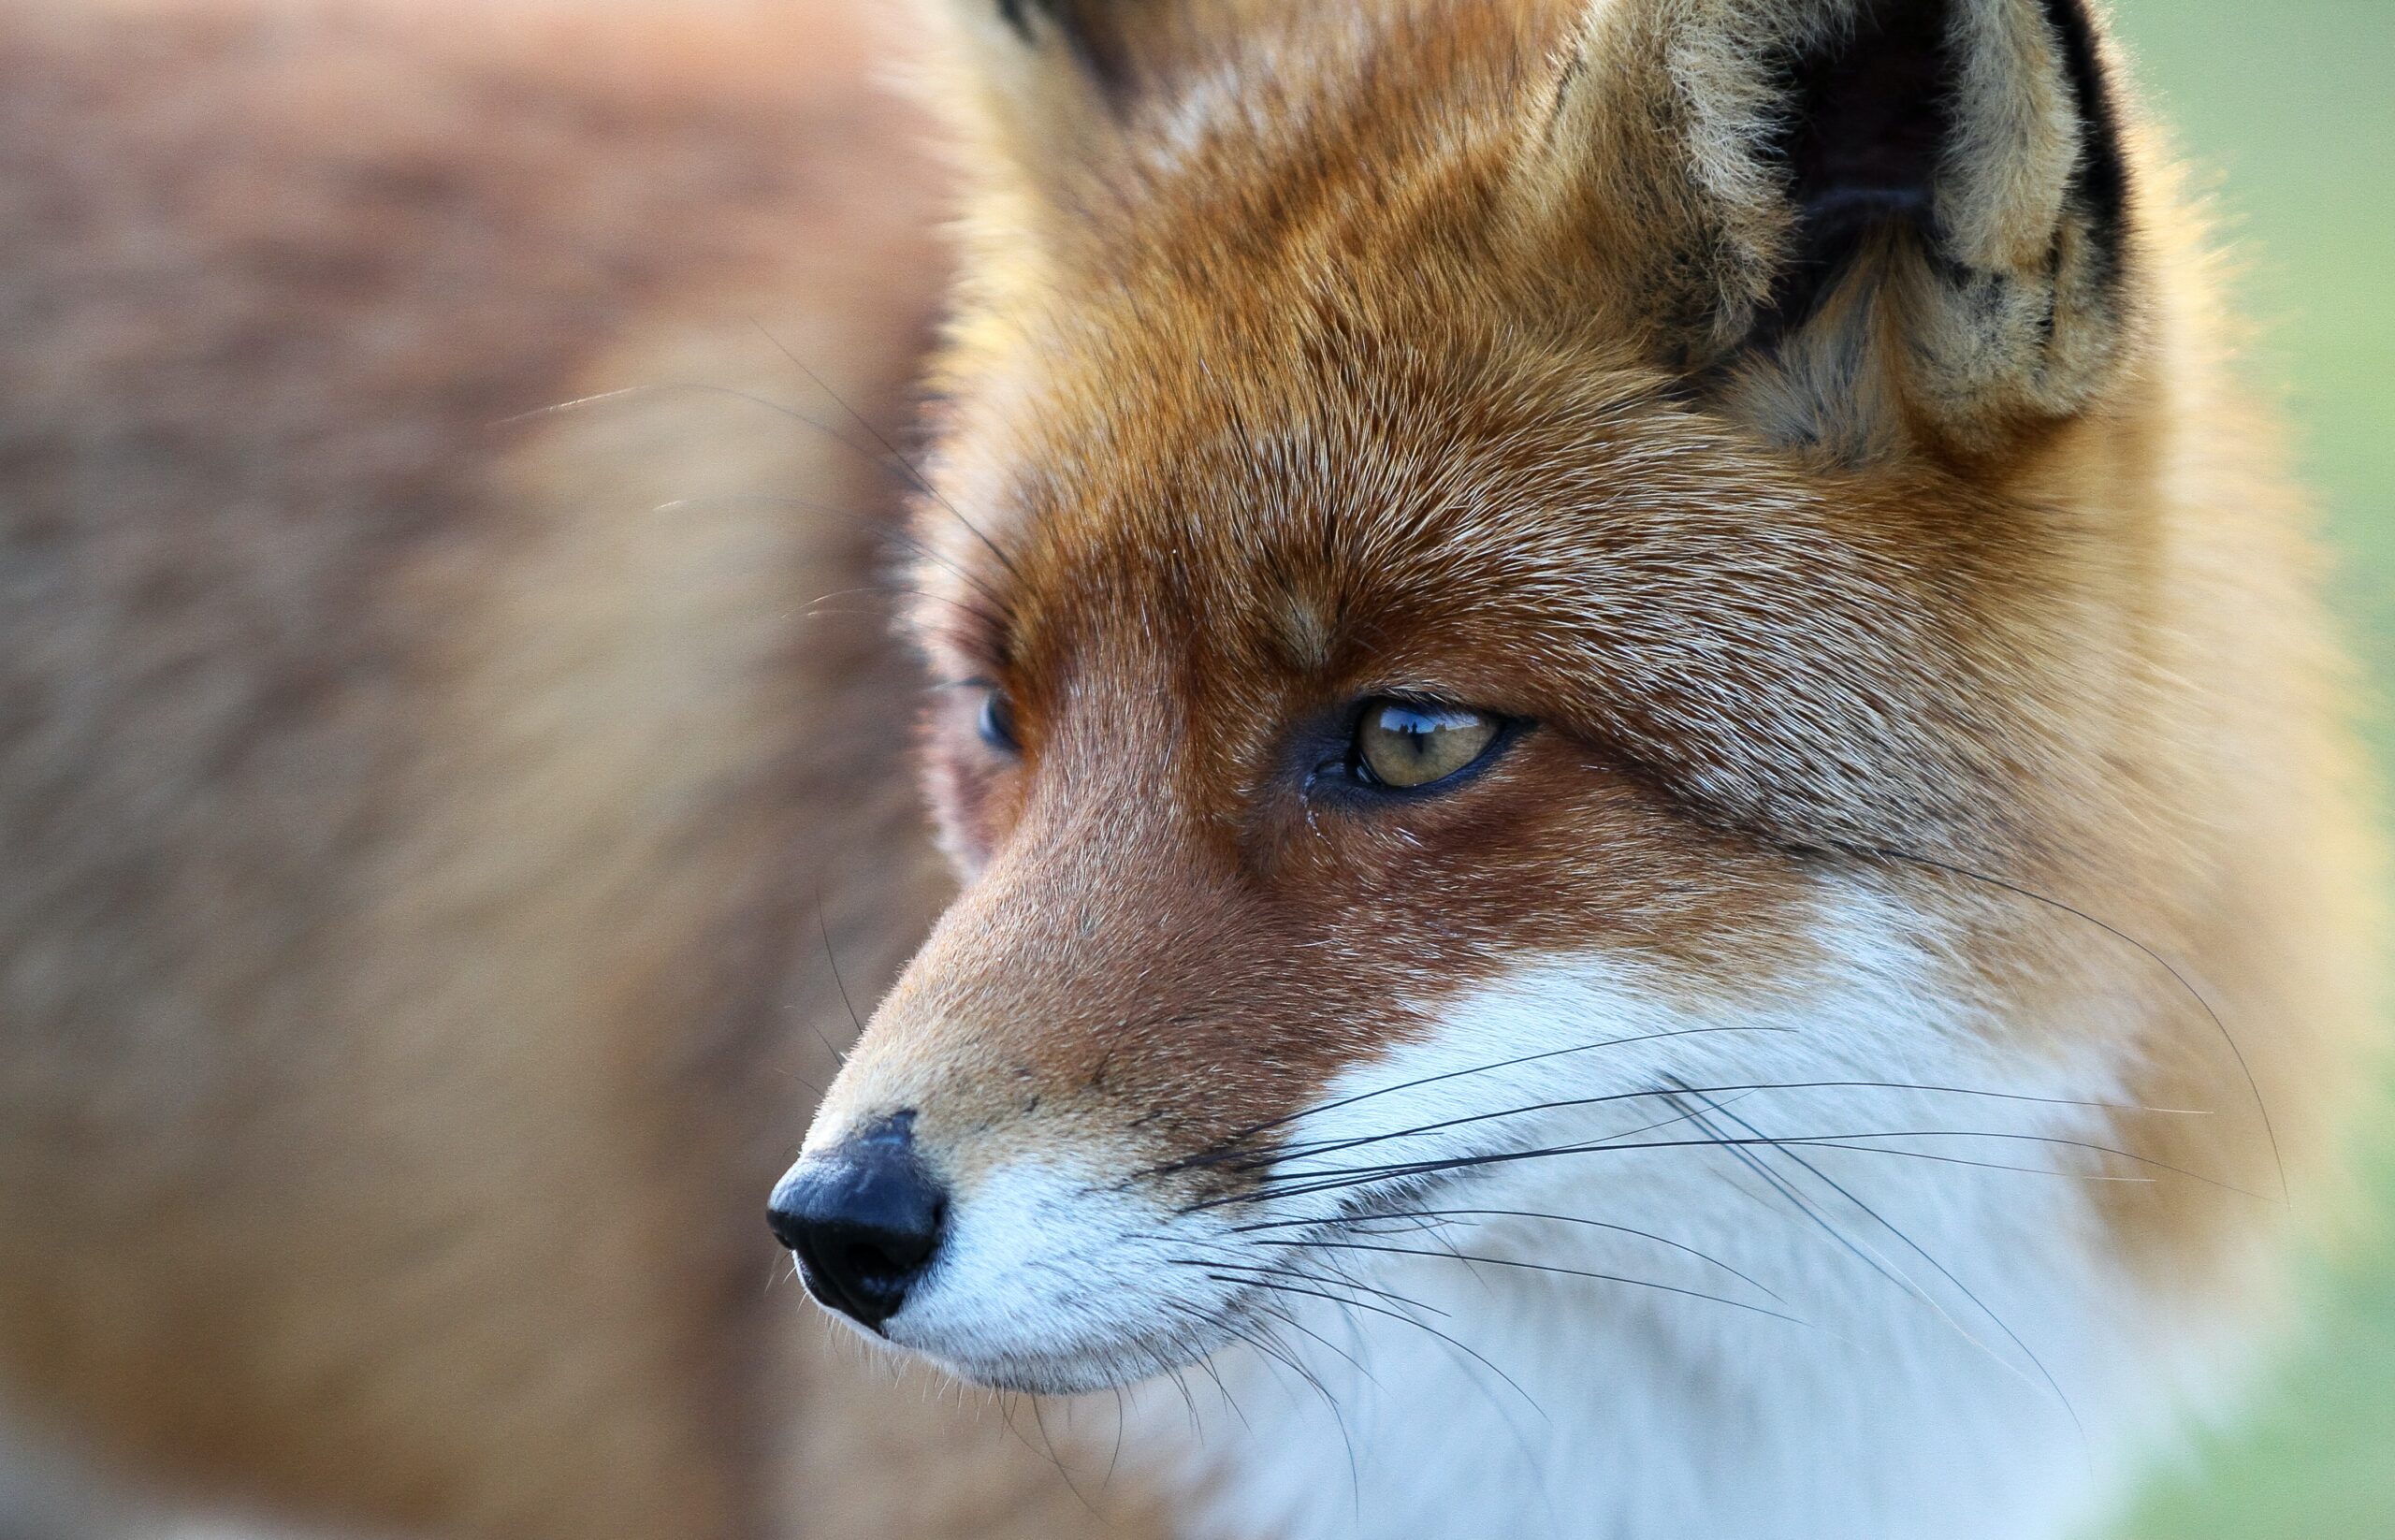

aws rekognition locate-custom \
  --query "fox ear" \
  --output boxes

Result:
[989,0,1142,88]
[927,1,1191,180]
[1529,0,2137,458]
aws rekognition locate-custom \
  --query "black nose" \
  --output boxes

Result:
[767,1114,946,1332]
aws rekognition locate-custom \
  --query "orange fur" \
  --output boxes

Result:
[835,0,2379,1269]
[806,1,2384,1529]
[0,0,2379,1537]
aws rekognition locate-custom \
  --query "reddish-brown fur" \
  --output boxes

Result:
[0,0,2380,1535]
[817,0,2381,1293]
[767,23,2395,1500]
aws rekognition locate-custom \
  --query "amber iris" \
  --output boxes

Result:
[1354,701,1500,790]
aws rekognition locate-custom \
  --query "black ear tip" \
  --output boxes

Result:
[2038,0,2129,231]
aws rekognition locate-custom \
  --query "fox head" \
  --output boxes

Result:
[772,0,2299,1402]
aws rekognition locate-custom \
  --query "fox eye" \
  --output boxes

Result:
[1351,701,1501,791]
[977,687,1021,754]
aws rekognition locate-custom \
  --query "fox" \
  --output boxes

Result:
[0,1,2380,1540]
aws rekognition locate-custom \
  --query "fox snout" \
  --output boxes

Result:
[764,748,1423,1390]
[768,1114,948,1332]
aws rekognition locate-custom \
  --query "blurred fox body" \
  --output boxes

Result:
[0,3,1154,1537]
[0,3,2379,1540]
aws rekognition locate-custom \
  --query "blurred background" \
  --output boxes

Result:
[2110,1,2394,1535]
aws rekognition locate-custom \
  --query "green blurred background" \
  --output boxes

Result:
[2109,1,2394,1535]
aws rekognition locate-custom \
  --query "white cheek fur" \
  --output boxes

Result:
[817,886,2259,1540]
[1118,887,2245,1540]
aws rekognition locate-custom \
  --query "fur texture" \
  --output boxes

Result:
[800,1,2385,1537]
[0,1,2379,1539]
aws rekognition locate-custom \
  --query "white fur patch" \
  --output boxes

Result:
[869,1156,1252,1395]
[818,888,2241,1538]
[1109,888,2214,1540]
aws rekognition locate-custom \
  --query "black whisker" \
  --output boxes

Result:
[813,883,862,1056]
[1164,1252,1455,1320]
[1214,1120,2264,1213]
[1026,1395,1103,1519]
[1681,1082,2090,1451]
[1202,1087,1757,1212]
[750,317,1025,583]
[1840,842,2287,1206]
[1253,1238,1807,1326]
[1237,1294,1368,1514]
[1657,1089,1927,1315]
[1162,1300,1255,1434]
[1232,1207,1786,1300]
[1185,1273,1355,1415]
[1244,1078,2201,1173]
[1139,1024,1791,1181]
[1199,1272,1548,1422]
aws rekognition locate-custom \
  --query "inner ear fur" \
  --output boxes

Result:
[1531,0,2139,460]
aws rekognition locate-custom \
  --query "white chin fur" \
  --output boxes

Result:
[866,1157,1250,1394]
[1096,889,2243,1540]
[853,888,2249,1540]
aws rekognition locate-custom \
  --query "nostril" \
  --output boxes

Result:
[767,1115,947,1333]
[764,1198,812,1256]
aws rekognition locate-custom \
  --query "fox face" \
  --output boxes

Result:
[775,0,2345,1460]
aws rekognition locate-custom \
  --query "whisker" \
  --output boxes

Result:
[494,379,1022,624]
[1231,1207,1786,1300]
[1659,1087,2081,1452]
[803,585,1006,633]
[1183,1268,1358,1407]
[1236,1293,1369,1513]
[1243,1077,2204,1173]
[1026,1396,1103,1520]
[1161,1300,1255,1433]
[749,317,1025,583]
[812,883,861,1060]
[1658,1089,1929,1317]
[882,525,1020,619]
[1216,1122,2264,1213]
[1784,1140,2154,1183]
[1139,1024,1792,1181]
[1198,1272,1548,1423]
[1253,1238,1807,1325]
[1162,1250,1454,1319]
[1201,1086,1757,1212]
[1234,1291,1379,1389]
[493,380,809,431]
[1838,842,2288,1206]
[1681,1082,2090,1452]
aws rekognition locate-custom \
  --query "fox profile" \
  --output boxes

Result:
[0,1,2380,1539]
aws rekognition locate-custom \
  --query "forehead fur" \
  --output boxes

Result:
[911,0,2149,868]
